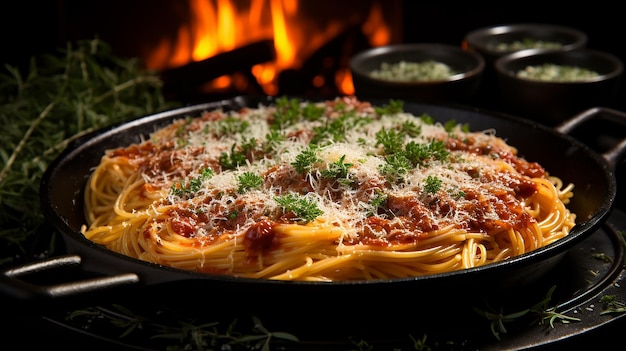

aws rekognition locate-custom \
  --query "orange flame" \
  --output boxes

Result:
[146,0,391,95]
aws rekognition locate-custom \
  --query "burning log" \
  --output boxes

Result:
[160,39,275,101]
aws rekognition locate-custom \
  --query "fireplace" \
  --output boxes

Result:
[53,0,403,103]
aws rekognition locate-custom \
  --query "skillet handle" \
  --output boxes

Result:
[555,107,626,170]
[0,254,139,301]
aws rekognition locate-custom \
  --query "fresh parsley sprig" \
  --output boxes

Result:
[215,116,250,136]
[424,175,443,194]
[320,155,353,185]
[379,153,412,182]
[274,193,323,223]
[238,172,264,193]
[366,192,388,217]
[263,130,286,153]
[444,118,470,133]
[311,112,353,145]
[170,168,214,198]
[272,96,301,129]
[220,143,249,170]
[374,99,404,115]
[291,146,320,174]
[403,140,449,167]
[375,127,405,155]
[400,120,421,137]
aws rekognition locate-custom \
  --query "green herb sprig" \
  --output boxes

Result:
[291,146,320,174]
[474,285,580,340]
[379,153,412,182]
[403,140,449,166]
[0,38,176,266]
[238,172,264,193]
[424,175,443,194]
[171,168,214,197]
[374,99,404,115]
[272,96,301,130]
[375,127,405,155]
[67,305,299,351]
[599,294,626,315]
[219,143,248,170]
[320,155,353,185]
[274,193,323,223]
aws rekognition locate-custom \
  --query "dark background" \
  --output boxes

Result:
[3,1,625,75]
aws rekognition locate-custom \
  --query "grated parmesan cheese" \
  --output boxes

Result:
[110,96,547,246]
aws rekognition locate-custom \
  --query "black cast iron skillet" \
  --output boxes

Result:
[2,96,626,336]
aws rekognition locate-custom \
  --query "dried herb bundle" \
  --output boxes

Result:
[0,37,177,266]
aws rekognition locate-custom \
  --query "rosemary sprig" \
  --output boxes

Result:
[473,285,581,340]
[0,37,177,266]
[599,294,626,315]
[66,305,299,351]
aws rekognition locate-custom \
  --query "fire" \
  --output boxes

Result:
[147,0,392,96]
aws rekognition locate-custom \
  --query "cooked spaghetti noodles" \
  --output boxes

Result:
[81,97,576,281]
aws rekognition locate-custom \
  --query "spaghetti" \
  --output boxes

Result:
[82,97,576,281]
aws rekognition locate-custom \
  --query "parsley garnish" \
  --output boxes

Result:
[419,113,435,125]
[215,116,250,136]
[374,99,404,115]
[274,193,323,223]
[449,188,466,199]
[400,120,421,137]
[264,130,286,153]
[379,154,412,182]
[311,112,352,144]
[424,175,442,194]
[367,192,388,216]
[219,144,248,170]
[403,140,449,166]
[241,137,258,153]
[378,139,450,182]
[227,210,239,221]
[321,155,353,185]
[375,127,404,155]
[272,96,301,129]
[237,172,264,193]
[301,103,325,121]
[292,146,320,174]
[425,140,450,161]
[444,119,457,132]
[444,119,470,133]
[170,168,214,197]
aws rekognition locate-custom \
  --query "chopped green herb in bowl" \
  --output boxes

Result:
[488,38,564,53]
[494,48,623,124]
[516,63,600,81]
[350,43,484,103]
[463,23,587,64]
[369,60,458,82]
